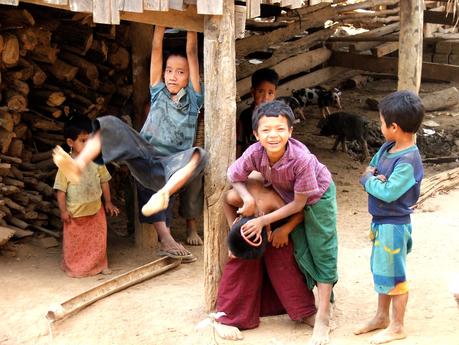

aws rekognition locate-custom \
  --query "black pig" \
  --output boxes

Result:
[318,112,370,161]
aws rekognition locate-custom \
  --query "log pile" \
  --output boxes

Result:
[236,2,341,104]
[0,5,133,241]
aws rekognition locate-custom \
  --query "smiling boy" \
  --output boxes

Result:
[216,101,338,345]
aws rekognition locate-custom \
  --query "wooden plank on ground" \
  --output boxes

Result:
[330,51,459,83]
[197,0,223,15]
[371,41,399,57]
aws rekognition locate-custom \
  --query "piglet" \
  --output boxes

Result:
[277,96,306,123]
[292,86,342,118]
[317,111,370,162]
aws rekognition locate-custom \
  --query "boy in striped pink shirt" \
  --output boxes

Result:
[215,101,338,345]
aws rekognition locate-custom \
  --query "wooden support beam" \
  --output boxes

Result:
[120,7,204,32]
[398,0,423,93]
[203,0,236,311]
[330,51,459,83]
[336,0,399,13]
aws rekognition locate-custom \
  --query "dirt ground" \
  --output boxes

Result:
[1,79,459,345]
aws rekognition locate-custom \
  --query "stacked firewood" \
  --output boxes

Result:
[0,5,133,239]
[236,2,339,102]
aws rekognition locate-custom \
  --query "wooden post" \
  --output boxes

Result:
[203,0,236,311]
[130,23,153,131]
[398,0,423,93]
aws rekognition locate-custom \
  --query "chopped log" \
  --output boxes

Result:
[108,44,130,71]
[9,79,30,96]
[9,165,23,180]
[13,123,28,140]
[0,154,21,164]
[4,197,25,213]
[5,90,27,112]
[33,132,64,147]
[236,5,336,58]
[30,60,47,86]
[1,34,20,66]
[3,177,24,189]
[48,59,79,82]
[337,7,400,19]
[349,22,400,52]
[35,181,54,197]
[336,0,399,13]
[31,150,52,163]
[30,44,58,64]
[416,167,459,207]
[17,27,38,51]
[237,47,332,97]
[421,87,459,111]
[59,50,99,82]
[0,184,20,195]
[86,39,109,62]
[0,8,35,27]
[371,41,399,58]
[0,163,11,176]
[29,89,66,107]
[0,110,14,132]
[6,58,34,81]
[236,27,335,80]
[7,139,23,157]
[0,128,16,154]
[0,205,11,218]
[0,226,15,247]
[30,224,60,238]
[21,111,64,131]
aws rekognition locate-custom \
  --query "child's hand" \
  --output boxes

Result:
[237,197,257,217]
[364,166,376,175]
[105,201,120,216]
[375,174,387,182]
[269,227,289,248]
[241,217,264,239]
[60,210,72,223]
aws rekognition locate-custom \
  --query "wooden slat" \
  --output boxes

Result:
[330,51,459,83]
[120,6,204,32]
[169,0,184,11]
[197,0,223,15]
[69,0,92,12]
[144,0,161,10]
[43,0,68,4]
[119,0,143,12]
[93,0,111,24]
[111,0,120,24]
[247,0,261,19]
[0,0,19,5]
[371,41,399,58]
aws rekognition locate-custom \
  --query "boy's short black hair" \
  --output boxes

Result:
[252,100,296,131]
[64,115,93,141]
[378,90,424,133]
[251,68,279,89]
[164,47,187,65]
[227,216,268,260]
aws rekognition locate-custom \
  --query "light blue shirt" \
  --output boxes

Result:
[140,81,203,156]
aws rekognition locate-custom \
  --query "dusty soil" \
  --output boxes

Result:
[1,78,459,345]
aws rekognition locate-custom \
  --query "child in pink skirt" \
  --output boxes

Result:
[54,116,119,278]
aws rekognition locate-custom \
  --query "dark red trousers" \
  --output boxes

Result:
[216,242,316,330]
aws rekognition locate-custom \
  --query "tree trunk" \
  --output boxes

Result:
[203,0,236,311]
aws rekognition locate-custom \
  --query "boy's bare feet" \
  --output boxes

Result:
[354,316,390,335]
[370,326,406,344]
[52,146,84,183]
[308,317,330,345]
[214,323,243,340]
[141,189,169,216]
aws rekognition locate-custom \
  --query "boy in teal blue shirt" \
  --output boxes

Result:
[356,91,424,344]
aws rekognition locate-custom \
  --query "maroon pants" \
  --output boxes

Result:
[216,242,316,329]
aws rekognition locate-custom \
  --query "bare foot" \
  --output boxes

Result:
[308,317,330,345]
[52,146,83,183]
[186,230,203,246]
[141,189,169,216]
[370,326,406,344]
[214,323,243,340]
[354,316,390,335]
